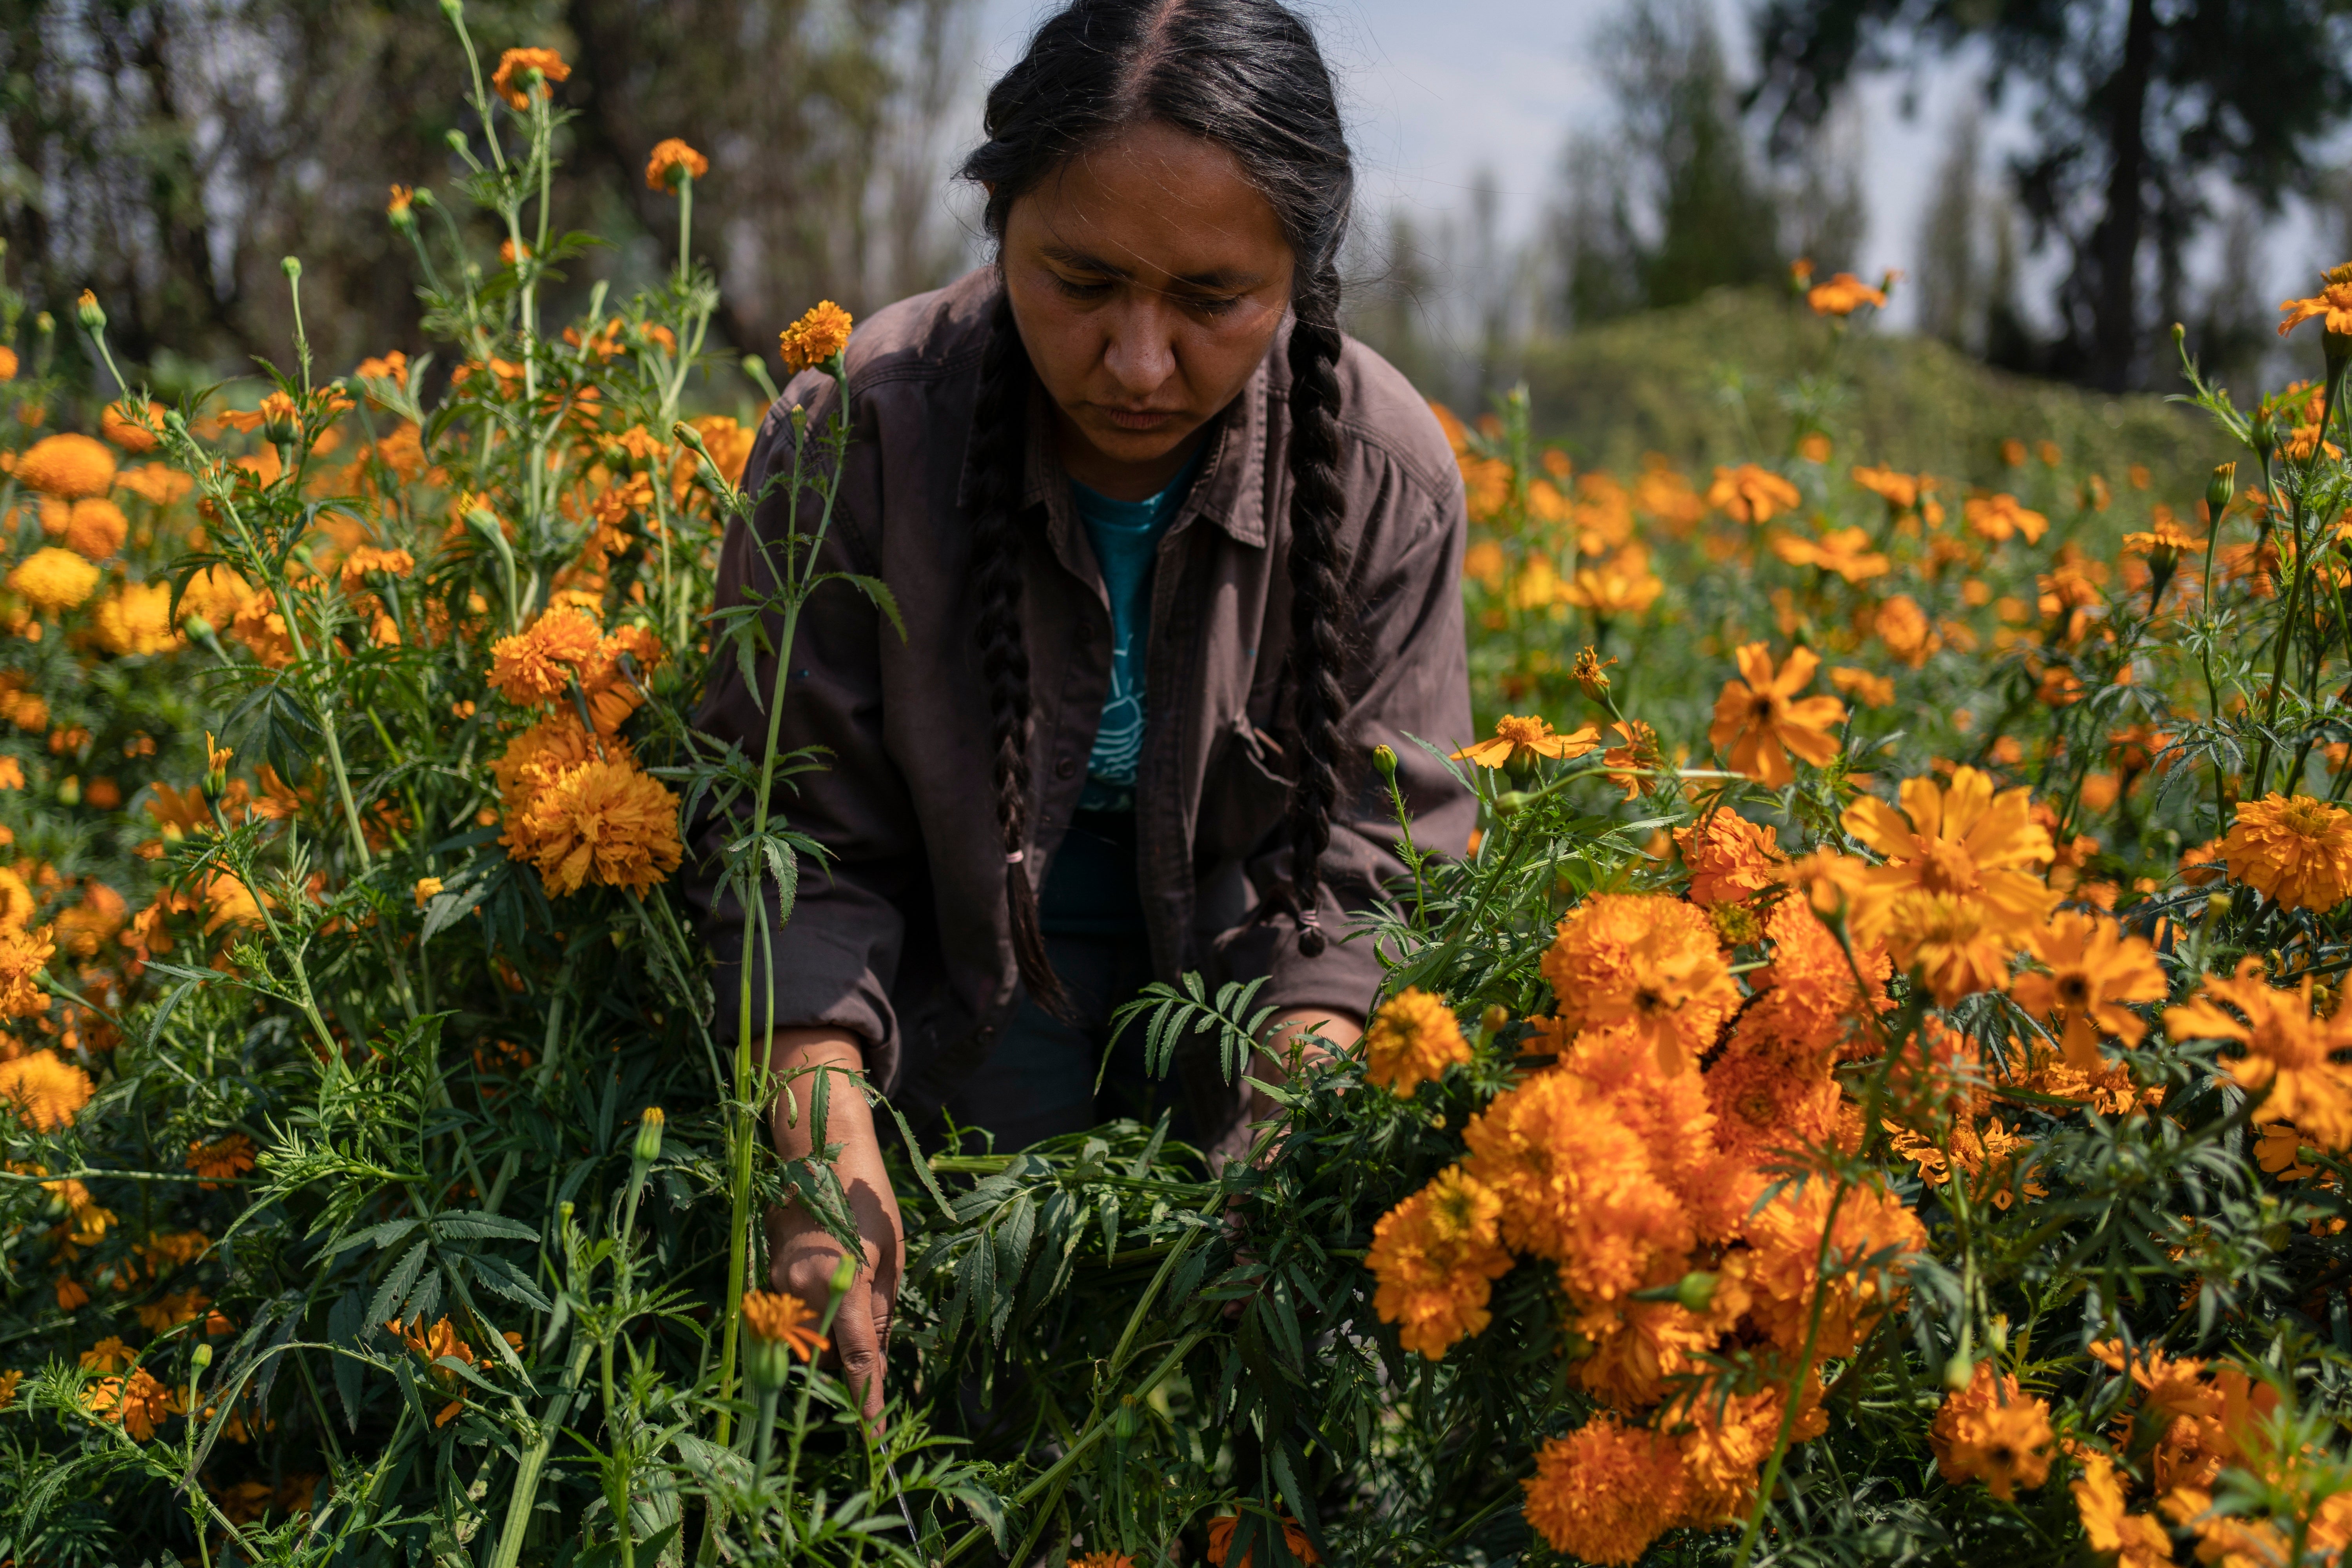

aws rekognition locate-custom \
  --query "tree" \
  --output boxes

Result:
[1750,0,2352,391]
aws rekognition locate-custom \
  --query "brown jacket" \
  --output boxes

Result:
[682,268,1473,1123]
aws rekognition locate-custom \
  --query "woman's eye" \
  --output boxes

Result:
[1189,294,1243,318]
[1054,275,1112,300]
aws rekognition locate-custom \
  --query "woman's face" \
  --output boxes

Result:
[1001,119,1296,500]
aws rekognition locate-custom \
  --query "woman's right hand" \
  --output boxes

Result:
[763,1029,904,1426]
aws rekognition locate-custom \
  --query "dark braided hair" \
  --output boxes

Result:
[962,0,1357,1000]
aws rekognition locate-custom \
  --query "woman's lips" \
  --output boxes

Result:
[1100,405,1181,431]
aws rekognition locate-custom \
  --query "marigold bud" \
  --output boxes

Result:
[633,1105,664,1165]
[1943,1352,1975,1391]
[33,312,53,337]
[439,0,462,18]
[56,775,78,807]
[828,1251,858,1298]
[2252,409,2277,459]
[387,185,416,232]
[2207,461,2237,515]
[281,256,301,281]
[1493,790,1532,818]
[74,290,104,332]
[192,1343,213,1370]
[558,1200,575,1225]
[1674,1270,1717,1314]
[183,612,215,643]
[1372,743,1397,782]
[789,403,808,438]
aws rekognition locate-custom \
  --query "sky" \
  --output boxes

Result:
[961,0,2331,339]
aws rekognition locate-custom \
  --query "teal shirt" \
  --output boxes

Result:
[1069,451,1201,812]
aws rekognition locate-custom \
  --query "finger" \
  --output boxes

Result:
[830,1282,887,1422]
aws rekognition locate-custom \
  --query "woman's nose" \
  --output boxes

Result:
[1100,295,1177,392]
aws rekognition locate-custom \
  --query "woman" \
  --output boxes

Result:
[685,0,1473,1419]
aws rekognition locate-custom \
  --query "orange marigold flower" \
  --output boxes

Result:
[1744,1176,1924,1360]
[85,1367,183,1441]
[2278,263,2352,340]
[79,1335,134,1373]
[1676,811,1783,907]
[778,300,855,373]
[0,923,56,1018]
[387,1314,477,1426]
[1543,894,1740,1075]
[1560,547,1665,618]
[1963,492,2049,544]
[100,399,163,453]
[490,47,570,110]
[1204,1512,1319,1568]
[493,714,604,816]
[92,580,180,656]
[1769,525,1889,583]
[0,1369,18,1411]
[9,546,101,613]
[1367,1165,1512,1358]
[740,1289,831,1362]
[1873,593,1940,667]
[2072,1451,2175,1568]
[1601,719,1661,800]
[2166,959,2352,1149]
[0,346,15,381]
[1844,767,2054,934]
[2011,912,2167,1071]
[63,497,126,560]
[1519,1417,1686,1565]
[1673,1383,1823,1525]
[16,432,116,499]
[1449,712,1600,772]
[644,137,709,191]
[1361,987,1469,1098]
[1069,1555,1134,1568]
[1705,463,1802,525]
[1930,1362,2054,1501]
[1851,465,1924,510]
[488,606,604,706]
[0,1054,82,1136]
[2222,793,2352,913]
[187,1132,257,1187]
[1807,271,1886,316]
[502,757,683,897]
[1831,666,1895,708]
[1708,642,1845,789]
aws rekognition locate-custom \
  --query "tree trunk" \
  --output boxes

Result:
[2091,0,2158,391]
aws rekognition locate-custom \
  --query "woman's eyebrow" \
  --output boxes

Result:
[1039,245,1263,291]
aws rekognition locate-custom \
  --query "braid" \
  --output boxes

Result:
[969,287,1070,1016]
[1283,260,1351,958]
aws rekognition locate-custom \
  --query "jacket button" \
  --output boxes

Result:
[1054,756,1075,780]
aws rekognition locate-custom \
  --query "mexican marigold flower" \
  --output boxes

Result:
[1851,464,1924,510]
[1543,894,1740,1075]
[644,137,709,191]
[1672,1383,1824,1526]
[1708,642,1845,789]
[2073,1452,2178,1568]
[1744,1176,1924,1361]
[92,580,182,657]
[0,1057,91,1137]
[1963,492,2049,544]
[503,757,684,897]
[1361,987,1469,1098]
[740,1290,830,1362]
[493,714,605,816]
[1519,1418,1686,1565]
[1367,1165,1512,1358]
[1807,271,1886,316]
[778,300,854,372]
[1930,1362,2054,1501]
[1204,1513,1319,1568]
[1830,666,1894,709]
[85,1367,182,1441]
[0,1369,18,1411]
[1844,766,2054,933]
[1705,463,1801,525]
[16,432,116,499]
[1872,593,1939,667]
[1601,719,1661,800]
[1449,712,1599,772]
[2278,263,2352,340]
[63,497,126,560]
[387,1314,477,1426]
[1560,547,1664,618]
[1676,811,1783,907]
[187,1132,256,1187]
[0,924,55,1018]
[490,47,570,109]
[2011,912,2167,1071]
[1069,1555,1134,1568]
[100,399,163,453]
[1769,524,1889,583]
[9,546,101,612]
[489,606,604,706]
[2166,960,2352,1149]
[2222,793,2352,912]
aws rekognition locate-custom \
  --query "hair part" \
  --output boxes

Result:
[961,0,1357,1004]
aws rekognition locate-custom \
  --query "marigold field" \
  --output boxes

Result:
[7,12,2352,1568]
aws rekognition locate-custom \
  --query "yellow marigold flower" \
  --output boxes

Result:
[0,924,54,1018]
[489,606,604,706]
[16,432,116,499]
[503,757,683,897]
[740,1289,830,1362]
[1963,492,2049,544]
[0,1369,18,1411]
[2223,793,2352,913]
[2011,912,2167,1071]
[645,137,710,191]
[414,877,444,910]
[0,1049,92,1132]
[2278,263,2352,339]
[1204,1512,1319,1568]
[1449,712,1599,772]
[9,546,101,613]
[1543,894,1739,1076]
[1367,1165,1511,1359]
[1708,642,1846,789]
[778,300,854,373]
[64,497,125,559]
[387,184,414,221]
[2167,960,2352,1149]
[1844,766,2054,936]
[1361,987,1469,1098]
[92,580,182,657]
[1519,1417,1686,1566]
[490,47,570,110]
[2073,1452,2175,1568]
[1873,593,1940,666]
[187,1132,256,1186]
[1744,1176,1923,1360]
[1769,525,1889,583]
[1675,811,1783,907]
[1559,547,1664,618]
[1930,1362,2054,1501]
[1705,463,1802,524]
[1807,270,1886,316]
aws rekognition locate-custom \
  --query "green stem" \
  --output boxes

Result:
[1730,1173,1853,1568]
[485,1336,597,1568]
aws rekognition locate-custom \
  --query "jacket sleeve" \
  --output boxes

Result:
[1224,454,1475,1020]
[679,371,922,1088]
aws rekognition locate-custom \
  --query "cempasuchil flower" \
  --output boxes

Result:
[1367,1165,1512,1358]
[1542,894,1740,1074]
[2011,912,2167,1070]
[2166,960,2352,1149]
[1708,642,1845,789]
[1450,713,1600,773]
[1361,987,1470,1098]
[778,301,854,372]
[2222,793,2352,912]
